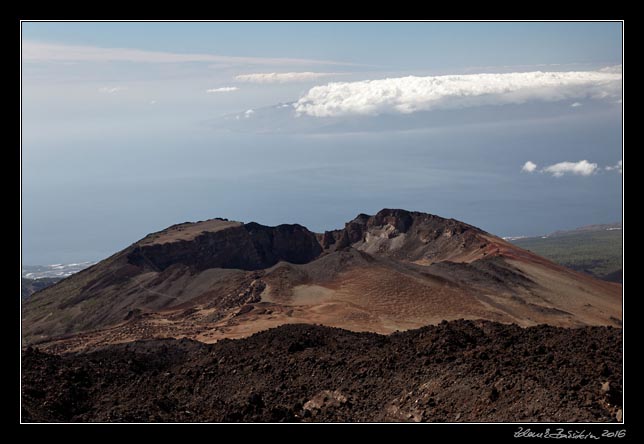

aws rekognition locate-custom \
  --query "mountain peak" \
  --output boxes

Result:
[22,209,621,348]
[138,218,243,247]
[320,208,492,264]
[130,219,321,272]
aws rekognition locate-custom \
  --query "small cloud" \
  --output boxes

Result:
[521,161,538,173]
[605,160,623,174]
[542,160,598,177]
[244,109,255,119]
[98,86,126,94]
[570,102,582,108]
[149,100,157,105]
[206,86,239,93]
[616,99,622,104]
[235,72,342,84]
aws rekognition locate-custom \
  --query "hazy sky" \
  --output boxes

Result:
[22,22,623,265]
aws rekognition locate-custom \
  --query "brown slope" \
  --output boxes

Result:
[22,209,622,351]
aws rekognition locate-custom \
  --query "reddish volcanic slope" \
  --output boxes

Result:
[22,209,621,352]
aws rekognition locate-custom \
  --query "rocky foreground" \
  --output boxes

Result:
[22,320,622,423]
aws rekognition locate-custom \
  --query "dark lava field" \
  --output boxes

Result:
[22,320,622,423]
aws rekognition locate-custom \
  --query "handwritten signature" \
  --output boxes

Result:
[514,427,626,440]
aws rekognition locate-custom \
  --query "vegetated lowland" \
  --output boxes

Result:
[21,277,62,300]
[21,209,623,423]
[512,226,622,283]
[22,262,96,299]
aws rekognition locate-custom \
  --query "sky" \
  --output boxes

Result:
[21,22,623,265]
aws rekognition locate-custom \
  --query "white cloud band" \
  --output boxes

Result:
[235,72,342,83]
[22,41,352,66]
[294,67,622,117]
